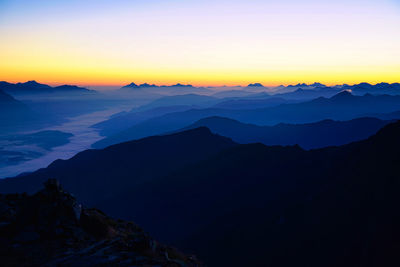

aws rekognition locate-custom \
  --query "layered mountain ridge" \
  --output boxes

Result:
[1,121,400,266]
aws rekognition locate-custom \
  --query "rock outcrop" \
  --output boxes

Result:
[0,179,202,267]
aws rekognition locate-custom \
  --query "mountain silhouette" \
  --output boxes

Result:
[0,89,36,131]
[280,82,400,96]
[2,121,400,266]
[0,81,95,95]
[92,105,199,136]
[52,84,94,92]
[0,127,235,202]
[247,83,264,87]
[270,87,341,100]
[343,82,400,95]
[120,82,195,90]
[212,97,290,109]
[93,91,400,148]
[180,116,392,149]
[135,94,220,111]
[91,94,222,137]
[120,82,139,89]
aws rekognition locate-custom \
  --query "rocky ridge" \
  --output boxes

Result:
[0,179,202,267]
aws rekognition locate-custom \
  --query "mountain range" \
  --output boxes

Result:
[180,116,392,149]
[278,82,400,95]
[342,82,400,95]
[121,82,195,89]
[0,81,95,95]
[119,82,213,96]
[92,105,198,136]
[1,121,400,266]
[92,94,223,136]
[212,96,292,109]
[93,91,400,148]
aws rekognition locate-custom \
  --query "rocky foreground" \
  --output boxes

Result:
[0,179,202,267]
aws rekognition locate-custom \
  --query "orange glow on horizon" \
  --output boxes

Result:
[1,64,399,88]
[1,0,399,89]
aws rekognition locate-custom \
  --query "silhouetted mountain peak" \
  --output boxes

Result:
[287,83,308,87]
[139,83,158,88]
[121,82,196,90]
[16,80,52,89]
[169,83,194,87]
[24,80,40,85]
[0,80,94,94]
[310,82,326,87]
[120,82,139,89]
[247,83,264,87]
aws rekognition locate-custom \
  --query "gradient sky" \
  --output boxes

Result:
[0,0,399,87]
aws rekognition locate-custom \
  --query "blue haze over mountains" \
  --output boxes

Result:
[92,90,400,148]
[2,80,400,266]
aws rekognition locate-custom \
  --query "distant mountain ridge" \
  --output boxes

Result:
[92,105,199,136]
[0,80,96,95]
[342,82,400,94]
[181,116,392,149]
[212,97,291,109]
[279,82,400,95]
[93,91,400,148]
[121,82,195,90]
[91,94,223,136]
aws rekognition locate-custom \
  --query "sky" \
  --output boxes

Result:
[0,0,399,87]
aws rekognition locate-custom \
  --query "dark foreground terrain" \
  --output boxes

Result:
[0,179,202,267]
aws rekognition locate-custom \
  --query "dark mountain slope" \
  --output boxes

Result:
[0,89,37,131]
[99,121,400,267]
[2,122,400,266]
[0,127,236,206]
[177,121,400,267]
[181,116,392,149]
[0,89,26,109]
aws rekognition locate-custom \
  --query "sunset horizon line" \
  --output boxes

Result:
[2,79,400,89]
